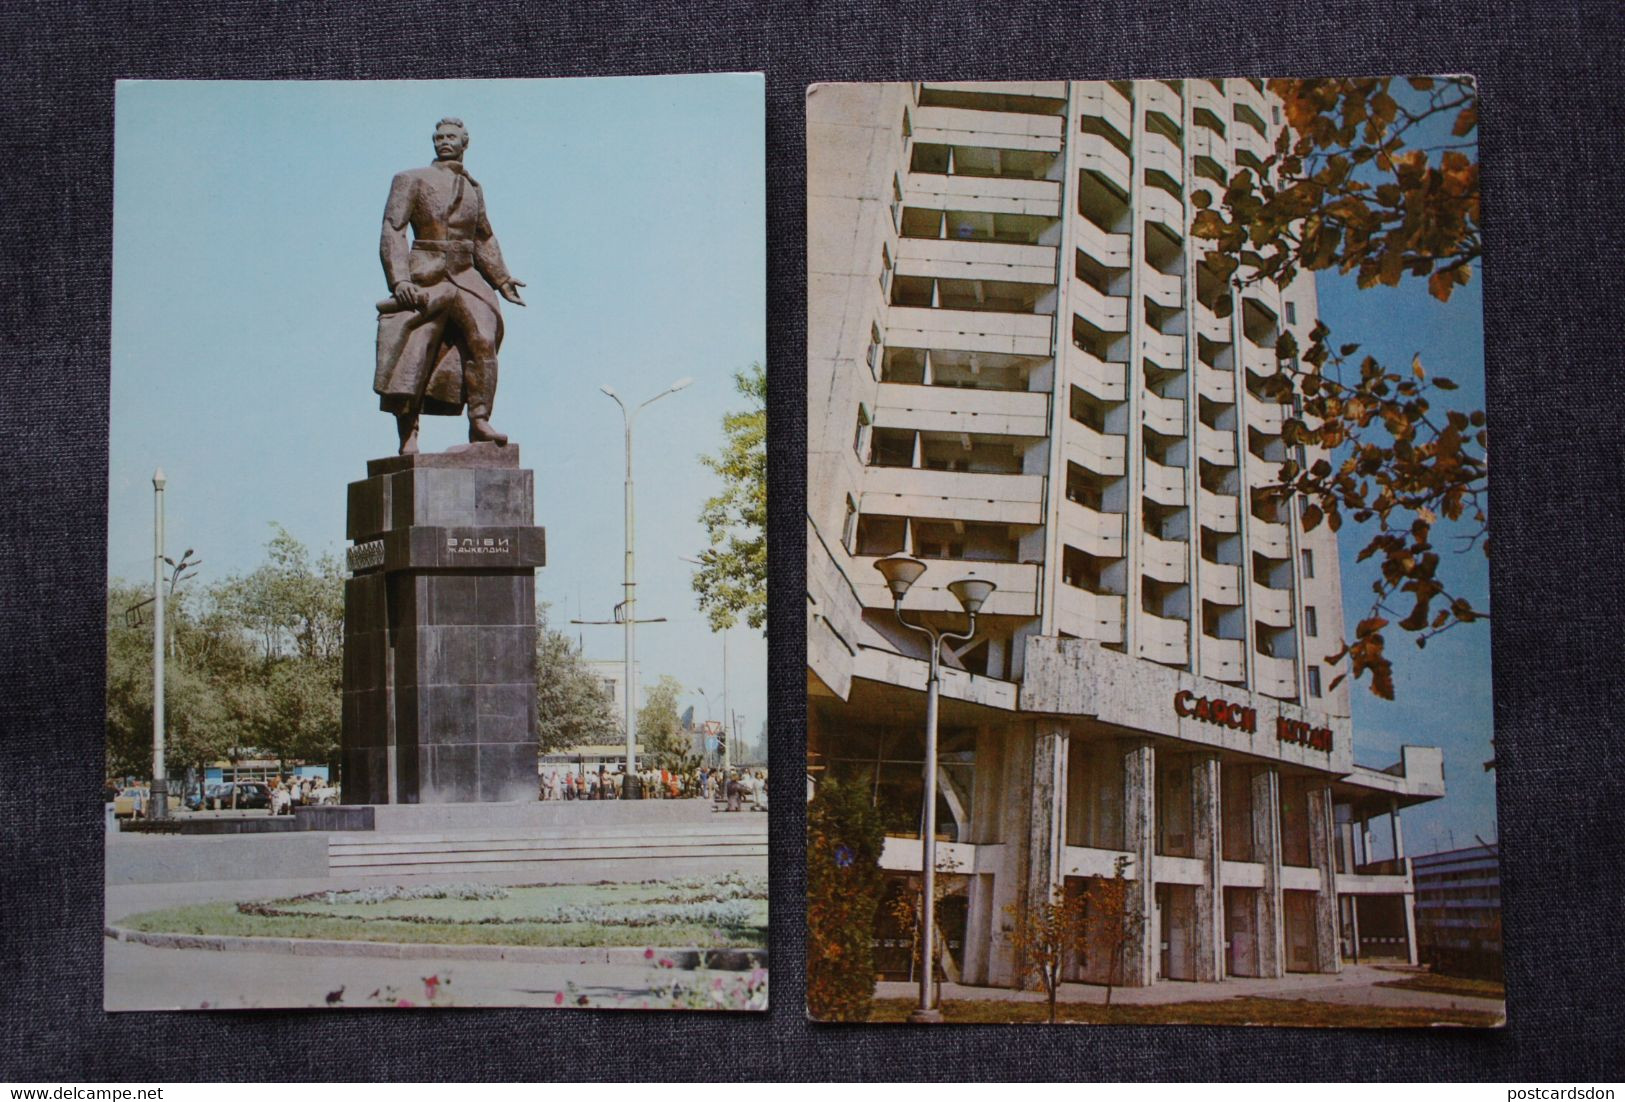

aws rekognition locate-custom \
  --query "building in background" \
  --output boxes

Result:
[1412,843,1503,980]
[807,80,1444,988]
[539,658,642,777]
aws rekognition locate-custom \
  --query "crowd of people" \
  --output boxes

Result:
[539,765,768,810]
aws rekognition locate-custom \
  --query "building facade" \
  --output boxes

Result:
[1412,843,1503,980]
[807,80,1444,987]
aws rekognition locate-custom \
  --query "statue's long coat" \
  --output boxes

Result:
[374,160,513,415]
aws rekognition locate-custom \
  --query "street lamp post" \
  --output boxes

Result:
[601,377,692,798]
[152,469,167,820]
[874,554,994,1024]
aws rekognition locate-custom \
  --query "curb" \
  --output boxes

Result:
[104,925,767,970]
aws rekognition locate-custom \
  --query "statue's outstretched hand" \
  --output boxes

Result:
[393,282,426,310]
[500,279,527,306]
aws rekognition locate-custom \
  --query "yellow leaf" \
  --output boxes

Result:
[1412,355,1425,379]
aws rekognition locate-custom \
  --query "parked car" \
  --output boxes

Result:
[184,783,233,811]
[112,786,149,818]
[199,781,272,811]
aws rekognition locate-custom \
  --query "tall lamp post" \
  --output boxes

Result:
[600,377,692,797]
[152,469,167,820]
[874,553,994,1024]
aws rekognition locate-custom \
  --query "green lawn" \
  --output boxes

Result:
[121,879,768,949]
[1373,972,1506,1000]
[867,996,1503,1028]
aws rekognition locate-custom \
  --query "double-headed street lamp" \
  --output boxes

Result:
[599,377,692,798]
[874,553,994,1024]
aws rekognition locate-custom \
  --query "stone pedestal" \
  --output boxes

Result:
[341,444,546,805]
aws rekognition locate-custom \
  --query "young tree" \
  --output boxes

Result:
[807,776,887,1021]
[692,363,766,633]
[1003,882,1087,1023]
[534,606,618,754]
[1081,855,1141,1008]
[1192,77,1486,698]
[636,674,690,770]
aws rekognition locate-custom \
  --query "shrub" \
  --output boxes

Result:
[806,775,887,1021]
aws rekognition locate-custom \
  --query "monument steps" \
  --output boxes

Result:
[326,817,768,877]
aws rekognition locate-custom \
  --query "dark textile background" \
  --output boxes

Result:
[2,0,1621,1082]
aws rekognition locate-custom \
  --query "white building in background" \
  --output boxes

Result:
[806,80,1444,987]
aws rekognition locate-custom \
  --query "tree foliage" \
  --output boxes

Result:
[636,674,690,770]
[1192,77,1487,698]
[1003,883,1087,1023]
[534,605,618,754]
[692,363,766,633]
[106,526,344,782]
[806,776,887,1021]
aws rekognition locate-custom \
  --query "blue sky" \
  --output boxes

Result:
[109,76,767,744]
[1312,85,1494,856]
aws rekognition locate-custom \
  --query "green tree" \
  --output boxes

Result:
[692,363,766,633]
[1192,77,1486,698]
[636,674,690,770]
[534,606,618,754]
[807,776,887,1021]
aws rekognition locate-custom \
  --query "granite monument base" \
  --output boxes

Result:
[341,444,546,805]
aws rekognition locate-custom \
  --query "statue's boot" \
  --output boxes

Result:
[466,358,508,446]
[396,411,421,456]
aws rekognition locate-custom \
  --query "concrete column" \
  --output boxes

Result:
[1360,816,1374,868]
[1251,765,1285,978]
[1389,797,1406,860]
[1025,723,1069,924]
[1306,784,1343,974]
[1121,738,1157,986]
[1402,891,1420,965]
[1191,754,1224,981]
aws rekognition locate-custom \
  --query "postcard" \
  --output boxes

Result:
[105,75,767,1011]
[805,78,1499,1025]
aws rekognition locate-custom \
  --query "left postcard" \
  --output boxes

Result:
[104,76,768,1011]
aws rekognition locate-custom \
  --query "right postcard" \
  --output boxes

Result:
[805,78,1499,1027]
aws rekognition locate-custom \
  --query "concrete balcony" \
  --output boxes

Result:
[913,104,1065,154]
[1056,585,1126,645]
[1233,121,1273,166]
[1141,327,1184,373]
[1076,83,1132,141]
[1076,217,1130,267]
[1198,487,1240,532]
[1073,279,1129,332]
[1142,187,1186,239]
[1197,305,1233,344]
[872,382,1050,438]
[904,173,1063,218]
[1241,340,1278,379]
[1245,390,1287,434]
[1077,131,1131,193]
[1059,500,1126,557]
[1142,455,1186,507]
[1200,562,1241,605]
[1140,129,1184,184]
[1197,362,1235,403]
[1141,531,1189,584]
[921,80,1069,102]
[851,555,1041,618]
[1251,581,1295,628]
[1141,389,1186,437]
[1230,81,1269,125]
[887,306,1054,358]
[1199,633,1246,683]
[1190,125,1229,166]
[1064,421,1127,477]
[1249,517,1290,557]
[895,237,1059,285]
[1067,343,1127,403]
[1142,82,1183,128]
[1138,609,1189,666]
[1240,279,1282,313]
[861,465,1045,526]
[1197,422,1237,466]
[1253,652,1298,699]
[1141,266,1184,310]
[1190,82,1229,125]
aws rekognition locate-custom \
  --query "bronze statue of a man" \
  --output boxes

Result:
[375,118,527,455]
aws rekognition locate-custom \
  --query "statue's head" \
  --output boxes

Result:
[432,118,469,162]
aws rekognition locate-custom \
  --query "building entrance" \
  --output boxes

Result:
[1224,886,1261,977]
[1156,883,1198,981]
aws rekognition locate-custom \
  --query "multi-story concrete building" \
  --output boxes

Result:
[807,80,1444,987]
[1412,843,1503,980]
